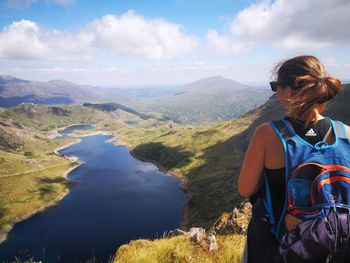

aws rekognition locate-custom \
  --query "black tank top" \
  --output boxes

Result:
[250,117,332,220]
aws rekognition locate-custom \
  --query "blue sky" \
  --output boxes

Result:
[0,0,349,86]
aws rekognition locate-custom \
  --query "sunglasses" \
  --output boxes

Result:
[269,81,284,92]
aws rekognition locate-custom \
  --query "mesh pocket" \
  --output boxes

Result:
[288,179,312,208]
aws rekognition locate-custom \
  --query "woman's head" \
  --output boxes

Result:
[272,55,341,125]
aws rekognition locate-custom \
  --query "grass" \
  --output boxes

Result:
[0,104,109,131]
[0,161,76,231]
[0,125,79,238]
[114,235,246,263]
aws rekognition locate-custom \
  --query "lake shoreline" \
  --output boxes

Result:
[114,136,191,230]
[0,139,83,245]
[0,125,191,245]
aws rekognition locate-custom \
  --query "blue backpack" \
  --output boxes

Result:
[264,117,350,240]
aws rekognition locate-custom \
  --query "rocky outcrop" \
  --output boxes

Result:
[165,202,252,252]
[166,227,218,252]
[51,107,70,116]
[0,125,23,151]
[209,202,252,235]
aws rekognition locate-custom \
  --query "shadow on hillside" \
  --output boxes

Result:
[184,87,350,229]
[183,95,286,229]
[129,87,350,229]
[38,185,56,197]
[37,177,77,192]
[0,208,6,220]
[38,177,67,184]
[132,142,193,170]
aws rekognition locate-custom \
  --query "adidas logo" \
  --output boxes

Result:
[305,128,317,136]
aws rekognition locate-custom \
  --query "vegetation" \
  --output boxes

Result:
[0,129,77,239]
[114,235,246,263]
[0,104,108,131]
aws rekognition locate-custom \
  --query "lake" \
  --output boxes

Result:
[0,125,186,263]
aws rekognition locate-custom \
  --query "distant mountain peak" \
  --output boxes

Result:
[183,75,251,91]
[200,75,227,81]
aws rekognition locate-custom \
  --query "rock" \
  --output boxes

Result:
[166,228,187,238]
[0,126,24,151]
[209,202,252,235]
[51,107,70,116]
[7,119,24,129]
[163,202,252,252]
[207,232,218,251]
[185,227,206,244]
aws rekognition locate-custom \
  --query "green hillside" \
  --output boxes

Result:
[0,104,109,131]
[0,122,77,241]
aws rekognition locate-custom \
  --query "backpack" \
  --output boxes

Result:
[264,117,350,235]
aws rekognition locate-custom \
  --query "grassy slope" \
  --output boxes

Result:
[115,235,246,263]
[0,126,77,239]
[0,104,109,131]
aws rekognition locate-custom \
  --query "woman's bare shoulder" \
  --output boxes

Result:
[255,122,276,137]
[253,122,283,148]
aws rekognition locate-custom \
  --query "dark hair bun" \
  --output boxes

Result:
[322,76,341,103]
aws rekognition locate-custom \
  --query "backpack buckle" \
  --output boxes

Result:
[315,141,329,150]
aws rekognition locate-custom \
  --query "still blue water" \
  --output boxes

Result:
[0,126,186,263]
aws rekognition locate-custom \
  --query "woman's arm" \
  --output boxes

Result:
[238,124,268,197]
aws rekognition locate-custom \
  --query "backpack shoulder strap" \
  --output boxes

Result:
[269,117,295,142]
[332,119,348,139]
[265,118,293,239]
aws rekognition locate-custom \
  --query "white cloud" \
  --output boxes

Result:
[0,11,198,61]
[87,11,198,60]
[0,20,93,61]
[206,29,253,55]
[207,0,350,54]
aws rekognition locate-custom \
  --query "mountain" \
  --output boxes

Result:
[180,75,250,92]
[0,75,100,107]
[147,76,271,124]
[96,76,272,124]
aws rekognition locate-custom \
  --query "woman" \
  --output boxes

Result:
[238,55,350,263]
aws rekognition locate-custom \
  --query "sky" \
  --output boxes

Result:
[0,0,349,86]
